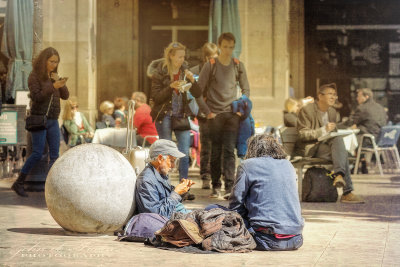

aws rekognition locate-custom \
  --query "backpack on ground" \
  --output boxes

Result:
[302,167,338,202]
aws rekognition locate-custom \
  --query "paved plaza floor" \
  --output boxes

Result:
[0,168,399,266]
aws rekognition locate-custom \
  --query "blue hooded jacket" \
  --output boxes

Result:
[232,95,255,158]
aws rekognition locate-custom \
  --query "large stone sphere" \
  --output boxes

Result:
[45,144,136,233]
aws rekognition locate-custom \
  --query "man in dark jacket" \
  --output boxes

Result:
[296,83,364,203]
[135,139,195,218]
[341,88,387,141]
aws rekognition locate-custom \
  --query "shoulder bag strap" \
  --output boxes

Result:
[45,94,54,117]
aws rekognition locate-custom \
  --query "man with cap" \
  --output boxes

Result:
[135,139,195,218]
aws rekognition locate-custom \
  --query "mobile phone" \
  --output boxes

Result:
[60,77,69,82]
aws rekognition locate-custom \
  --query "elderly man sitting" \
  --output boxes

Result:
[135,139,195,218]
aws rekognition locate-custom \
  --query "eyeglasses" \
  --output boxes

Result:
[322,92,338,98]
[71,105,78,109]
[172,43,180,48]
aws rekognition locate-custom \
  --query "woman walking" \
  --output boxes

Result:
[12,47,69,197]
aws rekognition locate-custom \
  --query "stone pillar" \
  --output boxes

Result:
[289,0,305,99]
[42,0,97,126]
[238,0,290,127]
[33,0,43,58]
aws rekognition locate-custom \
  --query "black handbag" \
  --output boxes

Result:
[171,117,191,131]
[25,94,53,132]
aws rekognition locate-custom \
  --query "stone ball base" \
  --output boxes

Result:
[45,144,136,233]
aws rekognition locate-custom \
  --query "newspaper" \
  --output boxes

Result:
[318,129,360,142]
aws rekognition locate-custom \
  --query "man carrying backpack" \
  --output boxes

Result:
[197,32,250,198]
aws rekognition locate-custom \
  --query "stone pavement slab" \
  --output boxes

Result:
[0,171,400,266]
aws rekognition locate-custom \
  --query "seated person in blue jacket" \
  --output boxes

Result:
[135,139,195,218]
[228,133,304,251]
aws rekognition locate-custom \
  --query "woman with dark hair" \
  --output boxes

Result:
[11,47,69,197]
[228,133,304,251]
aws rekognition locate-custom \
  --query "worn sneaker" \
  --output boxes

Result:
[209,188,221,198]
[333,174,346,188]
[223,193,231,200]
[202,180,211,189]
[340,192,365,204]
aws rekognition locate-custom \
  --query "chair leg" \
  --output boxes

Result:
[297,165,303,200]
[387,149,396,173]
[375,149,384,177]
[354,143,363,175]
[392,147,400,172]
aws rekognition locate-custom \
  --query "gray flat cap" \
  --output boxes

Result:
[149,139,185,159]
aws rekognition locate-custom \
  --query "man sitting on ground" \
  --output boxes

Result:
[296,83,364,203]
[135,139,195,218]
[228,134,304,251]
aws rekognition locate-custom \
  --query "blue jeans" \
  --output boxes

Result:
[155,115,190,180]
[253,232,303,251]
[315,136,354,194]
[21,119,60,175]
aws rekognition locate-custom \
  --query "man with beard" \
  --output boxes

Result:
[135,139,195,218]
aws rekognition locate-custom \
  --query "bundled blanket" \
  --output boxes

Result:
[156,208,256,253]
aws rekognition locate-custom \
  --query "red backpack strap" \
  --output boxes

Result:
[210,58,216,65]
[233,58,240,65]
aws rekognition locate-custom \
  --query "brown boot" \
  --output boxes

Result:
[340,192,365,204]
[11,173,28,197]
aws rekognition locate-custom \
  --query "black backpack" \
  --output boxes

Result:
[302,167,338,202]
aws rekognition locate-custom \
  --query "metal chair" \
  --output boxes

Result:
[354,125,400,176]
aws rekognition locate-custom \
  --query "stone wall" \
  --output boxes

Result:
[40,0,301,128]
[238,0,290,127]
[42,0,97,125]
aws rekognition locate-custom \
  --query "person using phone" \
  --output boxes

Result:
[12,47,69,197]
[135,139,195,218]
[150,42,201,201]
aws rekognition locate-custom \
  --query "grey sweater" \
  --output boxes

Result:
[197,58,250,114]
[229,157,304,235]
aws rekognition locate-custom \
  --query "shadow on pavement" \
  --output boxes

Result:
[302,194,400,223]
[7,227,67,236]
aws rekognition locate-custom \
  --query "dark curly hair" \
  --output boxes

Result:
[245,133,287,160]
[33,47,60,81]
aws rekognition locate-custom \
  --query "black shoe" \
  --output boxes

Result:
[11,182,28,197]
[11,173,28,197]
[361,161,368,174]
[202,180,211,189]
[182,192,195,201]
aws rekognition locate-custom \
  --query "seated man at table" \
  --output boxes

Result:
[135,139,195,218]
[296,83,364,203]
[131,92,158,146]
[229,134,304,251]
[339,88,387,173]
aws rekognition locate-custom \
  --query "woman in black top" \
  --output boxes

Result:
[12,47,69,197]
